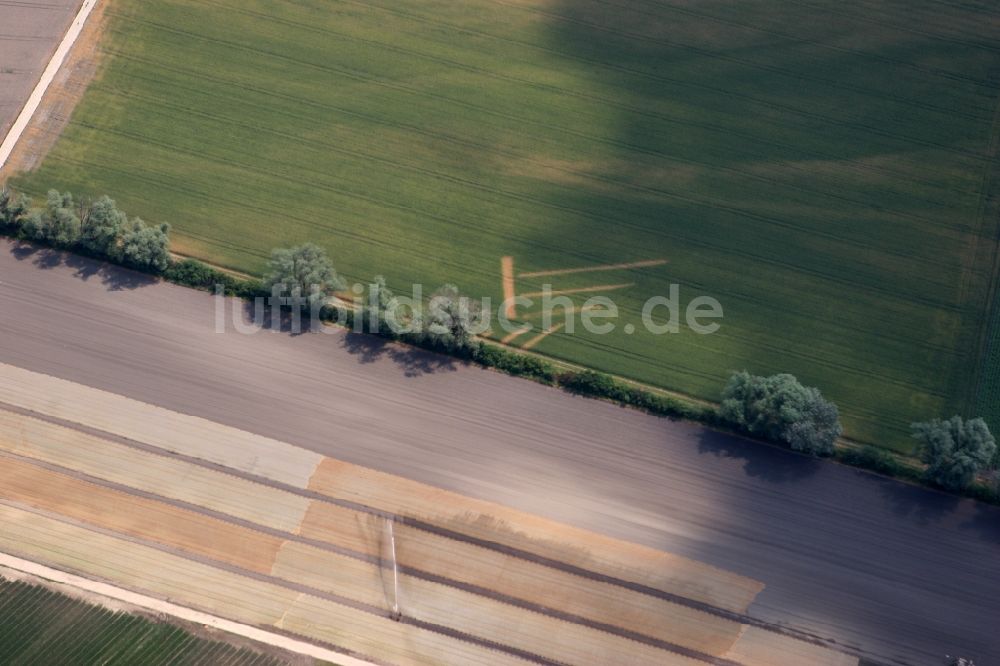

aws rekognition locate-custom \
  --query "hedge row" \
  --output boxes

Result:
[162,257,265,299]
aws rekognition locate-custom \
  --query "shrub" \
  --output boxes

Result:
[912,416,996,491]
[80,195,127,256]
[472,344,558,384]
[720,370,842,456]
[839,445,902,477]
[263,243,344,310]
[22,190,81,247]
[0,188,29,230]
[113,220,171,273]
[561,369,628,401]
[164,258,219,290]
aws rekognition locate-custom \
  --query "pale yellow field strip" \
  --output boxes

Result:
[0,361,764,615]
[501,327,531,344]
[0,503,297,627]
[521,323,565,350]
[308,459,765,614]
[520,283,634,298]
[0,408,311,533]
[0,455,738,666]
[501,255,516,319]
[277,593,535,666]
[0,362,323,487]
[0,420,739,654]
[0,408,741,659]
[269,540,705,666]
[389,522,743,656]
[0,552,383,666]
[518,259,668,278]
[520,303,603,319]
[0,504,535,666]
[268,541,387,610]
[0,458,388,618]
[0,457,285,574]
[297,499,386,554]
[3,457,712,665]
[725,626,859,666]
[399,574,706,666]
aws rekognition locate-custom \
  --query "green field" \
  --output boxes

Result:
[0,577,289,665]
[11,0,1000,450]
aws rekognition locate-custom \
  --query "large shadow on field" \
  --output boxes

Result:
[9,241,157,291]
[340,331,459,377]
[231,300,458,375]
[532,0,996,419]
[697,429,820,484]
[536,6,1000,663]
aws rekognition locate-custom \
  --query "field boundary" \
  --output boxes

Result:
[0,550,377,666]
[0,0,99,172]
[968,78,1000,422]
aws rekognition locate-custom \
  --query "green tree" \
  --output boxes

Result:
[369,275,405,336]
[424,283,484,350]
[80,195,128,256]
[720,371,843,456]
[912,416,996,491]
[114,219,171,272]
[24,190,81,247]
[0,187,30,229]
[263,243,344,309]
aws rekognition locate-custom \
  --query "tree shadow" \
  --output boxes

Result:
[961,501,1000,545]
[697,428,821,484]
[9,242,39,262]
[6,240,156,291]
[341,331,389,364]
[874,476,962,527]
[228,302,460,376]
[235,300,316,338]
[340,331,459,377]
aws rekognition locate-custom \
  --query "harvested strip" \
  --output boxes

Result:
[725,625,858,666]
[308,458,764,613]
[391,522,744,656]
[0,411,744,659]
[268,540,387,610]
[0,408,311,533]
[296,498,386,555]
[0,503,535,666]
[0,362,323,487]
[277,593,536,666]
[519,283,633,298]
[502,255,516,319]
[299,501,742,656]
[267,538,708,666]
[0,456,285,574]
[0,503,297,627]
[399,574,709,666]
[518,259,668,278]
[3,458,655,665]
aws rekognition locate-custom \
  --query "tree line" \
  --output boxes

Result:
[3,190,997,495]
[1,188,171,272]
[266,241,998,492]
[718,370,996,491]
